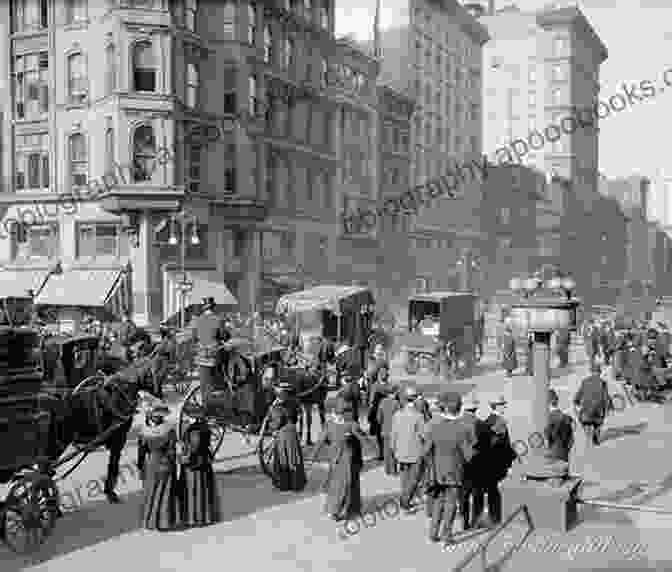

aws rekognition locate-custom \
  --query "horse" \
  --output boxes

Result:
[44,356,161,504]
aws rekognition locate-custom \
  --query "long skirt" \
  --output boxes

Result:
[323,443,362,519]
[180,466,220,527]
[141,467,181,531]
[272,426,307,492]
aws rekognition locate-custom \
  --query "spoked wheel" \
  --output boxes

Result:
[178,383,226,460]
[72,374,106,394]
[2,470,59,554]
[257,409,276,477]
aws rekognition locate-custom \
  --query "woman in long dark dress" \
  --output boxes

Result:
[312,400,369,521]
[179,414,220,527]
[269,381,307,492]
[137,403,181,531]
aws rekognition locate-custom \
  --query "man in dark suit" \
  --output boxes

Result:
[573,361,611,446]
[377,384,400,475]
[481,396,516,525]
[423,391,475,547]
[459,394,490,530]
[545,388,575,462]
[391,386,426,512]
[191,297,231,402]
[338,374,361,423]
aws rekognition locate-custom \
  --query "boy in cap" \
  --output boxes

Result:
[390,386,426,511]
[423,391,475,546]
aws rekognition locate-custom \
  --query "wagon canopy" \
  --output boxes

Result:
[276,285,373,315]
[0,268,50,298]
[408,291,477,340]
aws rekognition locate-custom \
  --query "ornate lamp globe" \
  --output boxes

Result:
[561,276,576,292]
[548,277,562,291]
[523,277,538,292]
[509,277,522,292]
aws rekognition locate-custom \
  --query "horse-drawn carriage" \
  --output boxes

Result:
[400,291,480,375]
[177,285,376,478]
[0,324,160,554]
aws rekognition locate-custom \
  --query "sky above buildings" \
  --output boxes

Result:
[334,0,672,179]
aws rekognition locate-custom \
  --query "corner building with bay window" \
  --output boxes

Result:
[0,0,377,327]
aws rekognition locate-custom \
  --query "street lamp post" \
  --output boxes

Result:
[168,211,201,330]
[507,269,580,477]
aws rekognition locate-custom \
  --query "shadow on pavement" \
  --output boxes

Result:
[600,422,648,444]
[0,490,144,572]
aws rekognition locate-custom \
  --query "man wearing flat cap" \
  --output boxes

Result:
[422,391,475,545]
[573,360,611,446]
[390,386,426,511]
[192,297,231,404]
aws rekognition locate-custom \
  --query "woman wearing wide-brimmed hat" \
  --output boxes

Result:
[311,399,370,521]
[179,410,220,527]
[268,380,307,491]
[138,402,181,531]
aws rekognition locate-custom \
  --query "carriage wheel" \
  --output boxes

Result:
[2,471,59,554]
[178,383,226,460]
[257,410,276,477]
[72,374,106,394]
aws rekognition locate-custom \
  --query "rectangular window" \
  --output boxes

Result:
[266,147,276,206]
[12,0,49,33]
[185,0,197,31]
[248,75,257,117]
[223,0,236,39]
[223,68,237,114]
[15,133,49,191]
[553,36,567,57]
[187,142,201,194]
[19,223,59,260]
[14,52,49,120]
[105,128,114,176]
[528,92,536,107]
[76,223,125,258]
[105,44,117,94]
[186,61,199,108]
[552,87,562,105]
[69,133,88,188]
[320,4,328,29]
[65,0,87,24]
[552,63,566,82]
[303,0,312,23]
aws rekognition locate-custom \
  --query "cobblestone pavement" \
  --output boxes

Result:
[5,352,672,571]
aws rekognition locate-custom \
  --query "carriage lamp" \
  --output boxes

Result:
[190,220,200,245]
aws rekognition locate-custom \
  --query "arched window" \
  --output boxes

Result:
[247,1,257,45]
[132,125,156,182]
[69,133,88,187]
[185,0,197,31]
[132,42,156,92]
[67,52,87,103]
[186,62,199,108]
[105,44,116,94]
[263,24,272,64]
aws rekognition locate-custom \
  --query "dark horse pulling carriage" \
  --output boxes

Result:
[177,285,376,479]
[0,327,160,554]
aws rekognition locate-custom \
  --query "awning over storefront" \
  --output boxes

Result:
[166,270,237,311]
[35,268,131,315]
[0,268,50,298]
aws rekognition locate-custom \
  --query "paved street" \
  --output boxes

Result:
[4,354,672,571]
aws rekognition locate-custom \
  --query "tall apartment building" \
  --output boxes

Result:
[0,0,378,327]
[480,3,607,202]
[376,0,489,295]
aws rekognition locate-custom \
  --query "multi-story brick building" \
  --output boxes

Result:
[480,3,607,206]
[375,83,415,319]
[375,0,488,295]
[599,174,655,319]
[0,0,380,328]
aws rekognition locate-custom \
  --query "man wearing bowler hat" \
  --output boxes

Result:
[459,393,489,530]
[423,391,475,546]
[192,297,231,404]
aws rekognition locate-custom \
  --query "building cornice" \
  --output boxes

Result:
[536,6,608,63]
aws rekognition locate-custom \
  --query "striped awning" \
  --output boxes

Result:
[35,268,130,314]
[0,268,50,298]
[276,285,371,314]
